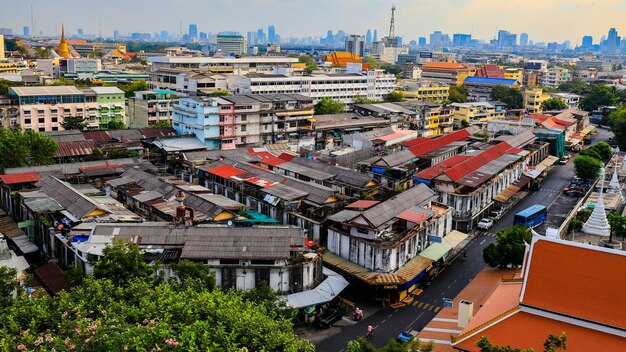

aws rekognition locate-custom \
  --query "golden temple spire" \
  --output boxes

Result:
[58,24,70,58]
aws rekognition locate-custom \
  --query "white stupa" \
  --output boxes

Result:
[607,165,623,194]
[582,168,611,237]
[622,153,626,170]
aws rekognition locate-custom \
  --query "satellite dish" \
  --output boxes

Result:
[227,220,234,227]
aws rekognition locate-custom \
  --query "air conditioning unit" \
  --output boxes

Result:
[240,261,250,267]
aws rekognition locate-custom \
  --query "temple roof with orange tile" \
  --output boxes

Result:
[422,62,469,71]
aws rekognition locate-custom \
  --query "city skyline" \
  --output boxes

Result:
[2,0,626,44]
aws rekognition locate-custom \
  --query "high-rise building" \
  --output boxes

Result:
[77,28,83,36]
[0,34,5,59]
[365,29,372,47]
[452,33,471,47]
[373,29,378,42]
[418,37,426,46]
[430,31,450,47]
[606,27,620,54]
[520,33,529,47]
[256,28,266,44]
[217,34,247,55]
[23,26,30,37]
[189,24,198,40]
[268,25,276,43]
[497,30,517,47]
[247,31,256,45]
[0,28,12,35]
[345,35,365,57]
[113,30,120,40]
[582,35,593,47]
[199,32,207,41]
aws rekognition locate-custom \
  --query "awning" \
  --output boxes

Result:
[419,242,453,262]
[566,138,582,146]
[275,110,314,117]
[581,126,596,135]
[493,184,521,202]
[442,230,468,248]
[284,268,349,308]
[11,234,38,254]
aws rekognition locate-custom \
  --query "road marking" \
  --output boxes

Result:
[418,302,425,308]
[434,307,441,313]
[412,301,418,306]
[404,312,424,331]
[422,327,462,334]
[381,319,386,324]
[433,318,457,323]
[479,239,486,245]
[387,314,393,319]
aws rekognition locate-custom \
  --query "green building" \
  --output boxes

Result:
[91,87,125,129]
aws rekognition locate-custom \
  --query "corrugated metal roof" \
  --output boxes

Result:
[39,175,104,219]
[3,158,144,176]
[54,140,97,158]
[82,131,112,142]
[34,262,72,295]
[0,172,41,185]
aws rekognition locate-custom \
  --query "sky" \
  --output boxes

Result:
[2,0,626,44]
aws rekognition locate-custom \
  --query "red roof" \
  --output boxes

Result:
[345,200,380,209]
[527,113,551,124]
[408,129,471,157]
[54,140,97,158]
[139,127,176,139]
[205,165,246,179]
[0,172,41,185]
[277,153,296,162]
[521,239,626,329]
[474,64,505,78]
[444,142,514,182]
[395,208,430,223]
[82,131,112,142]
[79,161,124,171]
[260,157,288,167]
[422,62,469,71]
[414,155,473,180]
[400,137,430,148]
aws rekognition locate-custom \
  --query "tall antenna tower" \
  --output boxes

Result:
[30,5,35,36]
[388,5,396,39]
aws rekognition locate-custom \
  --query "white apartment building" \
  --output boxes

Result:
[148,56,298,75]
[371,42,409,64]
[540,67,571,88]
[227,71,396,104]
[216,34,247,55]
[149,68,228,94]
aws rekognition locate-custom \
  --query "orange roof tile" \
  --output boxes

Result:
[521,239,626,328]
[454,310,626,352]
[461,281,522,333]
[422,62,469,70]
[0,172,41,185]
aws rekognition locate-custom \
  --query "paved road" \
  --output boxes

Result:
[316,129,613,351]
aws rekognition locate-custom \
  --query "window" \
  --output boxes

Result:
[38,118,45,123]
[51,117,58,122]
[240,115,246,122]
[241,125,246,132]
[38,127,45,132]
[24,118,31,124]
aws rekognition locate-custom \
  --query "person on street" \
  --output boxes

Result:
[367,324,374,338]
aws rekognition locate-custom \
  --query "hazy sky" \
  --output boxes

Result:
[2,0,626,44]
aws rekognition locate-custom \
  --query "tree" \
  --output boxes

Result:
[205,89,230,97]
[490,85,523,109]
[380,64,403,78]
[170,260,216,291]
[540,98,568,111]
[149,120,173,128]
[579,84,618,112]
[476,332,566,352]
[353,96,380,104]
[383,91,405,102]
[558,77,589,95]
[0,79,17,95]
[61,116,88,131]
[92,239,157,287]
[573,155,602,181]
[362,56,380,69]
[298,55,318,74]
[609,109,626,150]
[582,141,613,162]
[106,119,126,130]
[0,266,19,307]
[607,212,626,245]
[314,97,345,115]
[449,85,469,103]
[482,226,532,268]
[543,332,567,352]
[115,80,149,98]
[0,129,58,171]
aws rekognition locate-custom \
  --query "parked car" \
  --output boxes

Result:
[477,218,494,230]
[397,330,417,344]
[315,308,343,328]
[564,189,585,198]
[558,158,568,165]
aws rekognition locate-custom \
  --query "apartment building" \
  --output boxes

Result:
[463,77,520,102]
[504,68,523,83]
[523,87,551,114]
[216,34,247,55]
[398,101,454,137]
[148,56,298,75]
[550,92,581,109]
[8,86,125,131]
[0,95,19,129]
[172,94,314,150]
[127,90,180,128]
[420,62,470,86]
[451,102,506,123]
[540,67,571,88]
[400,81,450,103]
[149,68,228,94]
[227,70,396,104]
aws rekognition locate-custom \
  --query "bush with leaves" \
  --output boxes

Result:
[314,97,345,115]
[540,98,568,111]
[573,155,603,181]
[483,226,532,268]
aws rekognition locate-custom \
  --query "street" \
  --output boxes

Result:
[316,127,612,351]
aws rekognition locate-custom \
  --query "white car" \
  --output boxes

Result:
[477,218,494,230]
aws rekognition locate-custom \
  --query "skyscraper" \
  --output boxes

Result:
[497,30,517,47]
[23,26,30,37]
[268,25,276,43]
[365,29,372,47]
[582,35,593,48]
[373,29,378,42]
[418,37,426,46]
[345,34,365,57]
[520,33,529,47]
[452,33,471,47]
[188,24,198,39]
[113,30,119,40]
[256,28,266,44]
[247,31,256,45]
[606,27,619,54]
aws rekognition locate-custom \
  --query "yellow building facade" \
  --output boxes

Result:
[451,102,505,123]
[401,81,450,103]
[524,87,551,114]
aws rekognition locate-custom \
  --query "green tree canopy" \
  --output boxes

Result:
[149,120,173,128]
[170,259,216,291]
[476,332,566,352]
[298,55,319,74]
[314,97,345,115]
[383,91,405,102]
[0,129,58,171]
[540,98,568,111]
[609,108,626,150]
[558,78,589,95]
[362,56,380,69]
[353,96,380,104]
[106,119,127,130]
[92,239,157,287]
[607,212,626,245]
[60,116,88,131]
[380,64,403,78]
[0,79,18,95]
[483,225,532,268]
[573,155,603,181]
[579,141,613,163]
[449,85,469,103]
[579,84,618,112]
[490,85,523,109]
[205,89,230,97]
[0,266,19,308]
[114,80,149,98]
